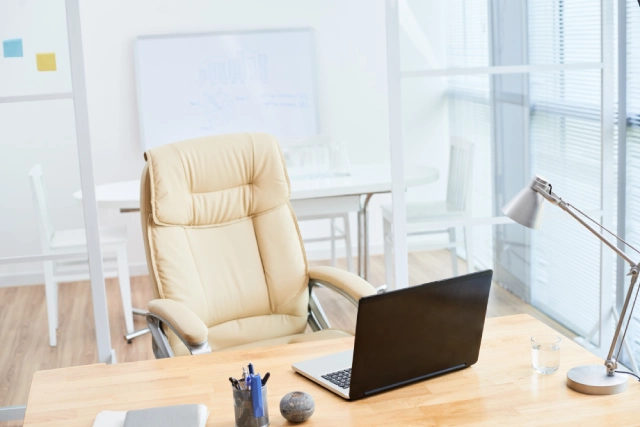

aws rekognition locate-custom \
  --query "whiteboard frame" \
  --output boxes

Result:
[134,27,320,151]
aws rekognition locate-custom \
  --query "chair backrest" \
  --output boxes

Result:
[28,165,55,251]
[445,138,474,214]
[140,133,310,354]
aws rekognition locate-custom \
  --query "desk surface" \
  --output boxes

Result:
[73,165,439,210]
[24,314,638,426]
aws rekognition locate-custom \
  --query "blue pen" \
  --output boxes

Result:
[251,373,264,418]
[246,363,255,390]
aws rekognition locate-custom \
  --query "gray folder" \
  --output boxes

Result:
[123,404,208,427]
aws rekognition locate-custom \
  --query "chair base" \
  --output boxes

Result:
[125,308,151,342]
[125,328,150,343]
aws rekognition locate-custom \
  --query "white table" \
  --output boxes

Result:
[74,165,439,280]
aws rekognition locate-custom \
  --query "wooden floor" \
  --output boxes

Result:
[0,250,574,427]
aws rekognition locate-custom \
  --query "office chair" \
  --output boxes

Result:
[140,132,376,358]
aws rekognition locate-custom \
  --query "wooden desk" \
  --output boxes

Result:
[23,314,640,426]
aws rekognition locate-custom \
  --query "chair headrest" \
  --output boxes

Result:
[144,132,290,226]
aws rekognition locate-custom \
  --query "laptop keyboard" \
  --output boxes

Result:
[321,368,351,389]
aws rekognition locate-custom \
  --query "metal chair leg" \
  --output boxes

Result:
[125,327,150,343]
[124,308,151,343]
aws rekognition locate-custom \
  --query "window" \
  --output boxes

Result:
[399,0,612,347]
[622,0,640,367]
[528,0,603,336]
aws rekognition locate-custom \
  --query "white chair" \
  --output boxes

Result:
[381,139,474,287]
[284,137,355,272]
[28,165,135,347]
[296,213,354,272]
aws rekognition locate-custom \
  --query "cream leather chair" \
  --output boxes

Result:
[141,133,376,358]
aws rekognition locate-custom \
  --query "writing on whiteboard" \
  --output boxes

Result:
[136,29,318,150]
[196,50,268,84]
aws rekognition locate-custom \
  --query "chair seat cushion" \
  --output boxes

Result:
[172,329,352,356]
[50,226,127,249]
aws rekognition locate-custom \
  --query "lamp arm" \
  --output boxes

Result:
[561,201,640,374]
[560,202,636,266]
[532,185,636,266]
[532,184,640,375]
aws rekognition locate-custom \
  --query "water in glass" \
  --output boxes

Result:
[531,335,561,375]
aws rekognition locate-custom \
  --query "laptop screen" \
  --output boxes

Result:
[348,270,493,399]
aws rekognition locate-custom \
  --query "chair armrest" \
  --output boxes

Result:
[147,299,210,357]
[308,266,377,306]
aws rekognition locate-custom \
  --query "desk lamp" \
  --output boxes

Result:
[503,175,640,395]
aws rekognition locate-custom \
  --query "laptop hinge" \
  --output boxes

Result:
[363,364,467,397]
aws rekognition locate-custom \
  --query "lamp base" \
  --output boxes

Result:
[566,365,628,395]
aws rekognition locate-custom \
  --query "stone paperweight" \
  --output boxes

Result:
[279,391,314,423]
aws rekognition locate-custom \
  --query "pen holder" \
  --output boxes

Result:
[232,382,269,427]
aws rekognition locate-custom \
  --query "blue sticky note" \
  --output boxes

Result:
[3,39,24,58]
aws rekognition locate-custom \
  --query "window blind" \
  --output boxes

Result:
[412,0,607,338]
[444,0,489,66]
[528,0,603,336]
[623,0,640,366]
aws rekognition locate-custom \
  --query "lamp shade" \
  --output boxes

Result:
[502,177,548,230]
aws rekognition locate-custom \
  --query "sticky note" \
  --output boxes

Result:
[36,53,57,72]
[3,39,23,58]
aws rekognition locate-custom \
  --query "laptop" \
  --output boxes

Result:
[292,270,493,400]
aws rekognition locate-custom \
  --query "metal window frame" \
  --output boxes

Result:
[65,0,114,365]
[600,0,616,356]
[616,0,628,313]
[386,0,409,289]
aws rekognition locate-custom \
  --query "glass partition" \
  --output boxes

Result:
[391,0,613,357]
[3,3,396,405]
[0,0,112,421]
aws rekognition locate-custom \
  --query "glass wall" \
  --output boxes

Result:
[1,1,393,419]
[620,0,640,370]
[0,0,112,419]
[394,0,613,350]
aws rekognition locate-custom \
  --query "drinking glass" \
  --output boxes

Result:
[531,335,561,374]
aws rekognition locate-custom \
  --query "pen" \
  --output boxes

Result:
[245,366,252,391]
[242,367,248,389]
[261,372,270,386]
[251,373,264,417]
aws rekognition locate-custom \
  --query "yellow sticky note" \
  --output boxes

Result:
[36,53,57,72]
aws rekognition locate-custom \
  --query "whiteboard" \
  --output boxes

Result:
[135,29,319,150]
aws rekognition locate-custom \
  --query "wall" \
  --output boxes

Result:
[0,0,398,285]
